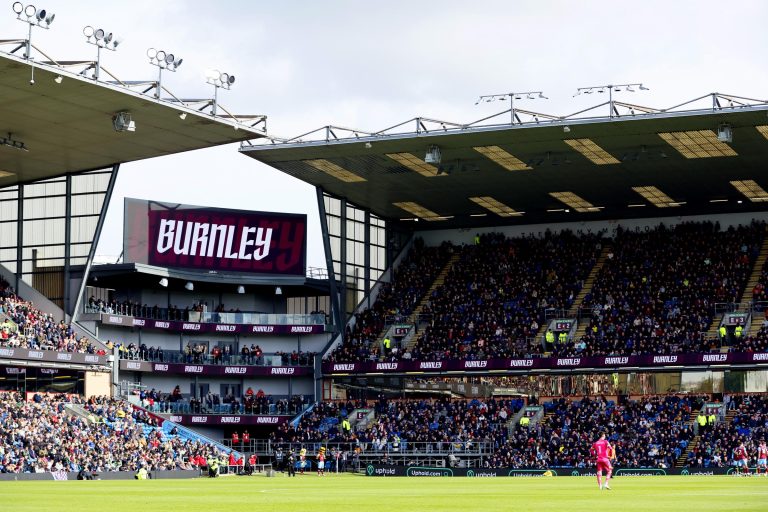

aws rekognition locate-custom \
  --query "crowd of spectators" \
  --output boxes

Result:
[271,395,714,469]
[489,395,700,469]
[329,222,768,366]
[328,239,454,363]
[553,222,764,359]
[409,231,600,361]
[689,394,768,468]
[0,392,227,474]
[0,279,104,355]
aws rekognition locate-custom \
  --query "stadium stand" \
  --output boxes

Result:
[558,222,764,358]
[410,231,600,361]
[690,395,768,468]
[0,392,228,474]
[328,240,454,363]
[0,278,104,355]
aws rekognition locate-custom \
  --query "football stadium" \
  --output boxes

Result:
[1,1,768,510]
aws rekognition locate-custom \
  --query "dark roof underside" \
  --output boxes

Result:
[242,108,768,228]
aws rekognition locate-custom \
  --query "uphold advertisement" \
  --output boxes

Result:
[364,465,738,477]
[124,198,306,275]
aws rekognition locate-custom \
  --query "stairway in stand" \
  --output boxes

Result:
[740,234,768,337]
[675,410,701,468]
[400,252,460,352]
[567,245,612,341]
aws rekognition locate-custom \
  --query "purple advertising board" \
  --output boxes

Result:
[168,414,291,426]
[123,198,306,275]
[100,314,324,335]
[120,359,312,377]
[0,346,107,366]
[323,351,768,375]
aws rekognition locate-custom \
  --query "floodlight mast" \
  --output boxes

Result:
[11,3,56,60]
[82,26,121,80]
[205,69,235,116]
[574,82,649,118]
[475,91,548,125]
[147,48,183,99]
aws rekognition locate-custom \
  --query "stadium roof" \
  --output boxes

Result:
[241,93,768,228]
[0,52,265,188]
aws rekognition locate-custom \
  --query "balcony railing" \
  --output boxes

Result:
[119,350,315,367]
[85,303,326,325]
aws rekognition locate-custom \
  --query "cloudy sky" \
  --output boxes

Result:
[3,0,767,269]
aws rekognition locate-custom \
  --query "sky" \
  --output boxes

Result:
[2,0,768,270]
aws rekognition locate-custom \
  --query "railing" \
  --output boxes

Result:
[147,399,312,416]
[119,350,315,367]
[84,303,326,325]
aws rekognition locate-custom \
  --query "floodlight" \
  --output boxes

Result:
[178,112,187,120]
[104,32,113,44]
[275,286,283,295]
[24,4,35,17]
[185,281,194,291]
[112,37,123,48]
[83,25,94,37]
[237,285,245,294]
[54,74,62,84]
[35,8,44,21]
[206,68,237,114]
[44,12,52,24]
[147,47,183,98]
[159,278,168,287]
[12,2,23,14]
[94,28,104,40]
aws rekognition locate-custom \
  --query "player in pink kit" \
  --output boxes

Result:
[756,440,767,476]
[591,432,614,490]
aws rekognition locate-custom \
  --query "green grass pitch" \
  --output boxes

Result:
[3,474,767,511]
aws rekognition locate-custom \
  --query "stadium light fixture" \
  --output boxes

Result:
[237,285,245,294]
[657,130,737,158]
[549,191,601,212]
[563,139,620,165]
[386,152,441,177]
[11,3,55,60]
[184,281,194,291]
[275,286,282,296]
[305,159,366,182]
[475,90,548,125]
[147,47,183,99]
[469,196,523,217]
[473,146,531,171]
[573,83,648,118]
[631,186,679,208]
[730,180,768,202]
[0,133,29,152]
[205,69,236,115]
[82,25,122,80]
[159,278,168,287]
[392,201,443,221]
[53,74,62,84]
[178,112,187,120]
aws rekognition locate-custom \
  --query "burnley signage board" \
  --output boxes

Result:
[324,351,768,375]
[100,313,323,335]
[0,346,107,366]
[168,414,291,426]
[123,197,307,275]
[120,359,312,377]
